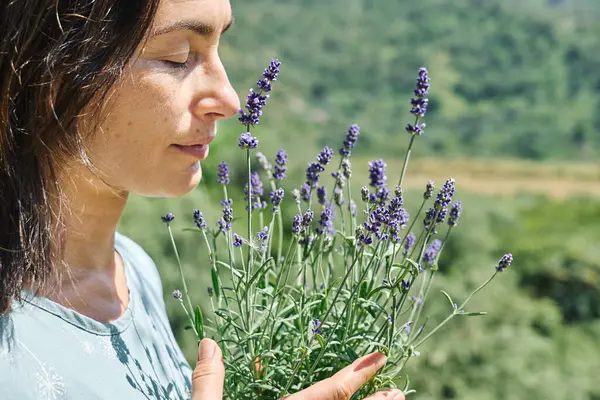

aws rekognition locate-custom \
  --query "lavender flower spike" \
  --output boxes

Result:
[406,67,430,135]
[193,210,206,229]
[423,239,442,264]
[269,188,285,212]
[239,59,281,125]
[340,124,360,157]
[292,214,303,235]
[424,180,435,200]
[496,253,513,272]
[239,132,259,149]
[403,232,416,255]
[217,161,230,185]
[273,149,288,180]
[448,200,462,227]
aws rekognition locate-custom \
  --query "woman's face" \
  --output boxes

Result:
[83,0,239,198]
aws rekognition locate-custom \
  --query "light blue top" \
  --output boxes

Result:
[0,232,192,399]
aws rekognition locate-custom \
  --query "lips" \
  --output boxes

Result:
[172,143,210,159]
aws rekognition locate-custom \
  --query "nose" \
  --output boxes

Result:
[192,55,241,122]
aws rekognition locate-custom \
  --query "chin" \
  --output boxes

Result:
[139,164,203,198]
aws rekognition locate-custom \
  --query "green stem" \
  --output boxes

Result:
[398,116,419,188]
[179,301,199,339]
[413,272,499,348]
[167,225,195,316]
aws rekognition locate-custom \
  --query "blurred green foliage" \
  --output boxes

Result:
[118,0,600,398]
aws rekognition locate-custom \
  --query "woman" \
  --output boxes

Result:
[0,0,405,399]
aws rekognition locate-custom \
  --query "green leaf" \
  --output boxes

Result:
[457,311,488,317]
[440,290,454,310]
[216,260,243,278]
[316,334,327,349]
[367,286,391,299]
[345,347,360,363]
[248,257,274,287]
[211,267,221,298]
[194,306,205,339]
[405,258,421,273]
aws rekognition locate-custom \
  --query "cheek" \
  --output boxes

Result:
[87,78,201,196]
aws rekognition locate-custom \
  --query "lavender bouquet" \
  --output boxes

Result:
[163,60,513,399]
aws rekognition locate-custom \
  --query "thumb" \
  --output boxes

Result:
[191,338,224,400]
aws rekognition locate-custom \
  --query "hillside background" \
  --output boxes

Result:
[118,0,600,398]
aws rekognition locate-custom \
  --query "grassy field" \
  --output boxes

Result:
[350,157,600,199]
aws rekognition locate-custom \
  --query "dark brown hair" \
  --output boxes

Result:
[0,0,161,313]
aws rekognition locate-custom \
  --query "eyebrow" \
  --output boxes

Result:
[152,17,234,38]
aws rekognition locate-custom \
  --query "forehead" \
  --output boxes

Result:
[154,0,232,29]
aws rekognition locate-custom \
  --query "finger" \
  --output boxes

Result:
[286,352,387,400]
[363,389,405,400]
[191,338,224,400]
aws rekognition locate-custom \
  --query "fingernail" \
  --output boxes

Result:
[198,338,217,361]
[354,352,387,372]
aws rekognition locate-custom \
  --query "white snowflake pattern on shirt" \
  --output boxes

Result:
[80,340,95,355]
[99,337,117,360]
[36,363,66,400]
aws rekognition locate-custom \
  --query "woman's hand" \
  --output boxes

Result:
[191,338,405,400]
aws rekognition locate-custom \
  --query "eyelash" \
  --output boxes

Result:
[161,56,193,70]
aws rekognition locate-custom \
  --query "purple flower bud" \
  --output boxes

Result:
[256,227,269,251]
[317,146,334,166]
[233,233,243,247]
[301,210,314,228]
[300,183,311,202]
[424,180,435,200]
[368,159,387,188]
[244,172,265,211]
[238,132,259,149]
[305,162,325,186]
[269,188,285,211]
[218,205,233,232]
[161,213,175,223]
[341,159,352,179]
[361,186,370,202]
[263,59,281,82]
[172,290,183,301]
[403,232,416,255]
[292,214,303,235]
[207,287,214,297]
[316,206,335,236]
[312,319,322,334]
[406,122,426,136]
[317,186,327,205]
[350,199,357,217]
